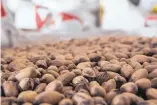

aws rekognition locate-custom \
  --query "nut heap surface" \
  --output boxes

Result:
[1,36,157,105]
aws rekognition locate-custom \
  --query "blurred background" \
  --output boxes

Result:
[1,0,157,47]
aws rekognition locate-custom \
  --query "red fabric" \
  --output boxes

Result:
[1,1,6,17]
[146,16,157,20]
[60,12,82,24]
[35,6,49,29]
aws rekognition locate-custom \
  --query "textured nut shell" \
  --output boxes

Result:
[112,94,130,105]
[19,78,34,91]
[131,55,149,63]
[15,67,38,81]
[46,80,63,92]
[146,88,157,99]
[59,98,73,105]
[2,81,18,97]
[72,92,94,105]
[76,62,91,69]
[40,74,55,84]
[130,69,148,82]
[151,77,157,88]
[148,69,157,79]
[35,83,47,93]
[96,72,109,84]
[35,91,64,104]
[121,64,134,78]
[82,68,96,78]
[57,72,75,85]
[135,78,151,90]
[90,86,106,97]
[101,64,121,72]
[18,91,37,103]
[72,76,88,86]
[120,82,138,94]
[47,70,59,78]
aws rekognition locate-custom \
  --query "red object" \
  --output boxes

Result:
[35,6,49,29]
[1,1,6,17]
[145,16,157,27]
[60,12,82,24]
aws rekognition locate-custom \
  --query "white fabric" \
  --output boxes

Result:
[101,0,145,32]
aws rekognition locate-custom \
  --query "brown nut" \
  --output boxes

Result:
[115,52,128,59]
[131,55,150,63]
[96,71,109,84]
[135,78,151,90]
[35,83,47,93]
[146,88,157,99]
[104,53,117,61]
[63,90,76,99]
[71,69,82,76]
[78,89,90,95]
[82,68,96,78]
[46,80,63,92]
[7,59,34,71]
[76,62,91,69]
[36,68,46,75]
[8,72,18,81]
[107,71,120,79]
[144,65,157,73]
[40,74,55,84]
[89,81,100,88]
[112,94,130,105]
[59,98,73,105]
[72,76,88,86]
[100,64,121,72]
[98,61,110,67]
[121,64,134,78]
[102,79,116,93]
[35,91,64,104]
[93,97,107,105]
[47,70,59,78]
[1,97,18,105]
[57,72,75,85]
[68,63,76,70]
[62,86,73,93]
[122,92,144,103]
[151,77,157,88]
[18,91,37,103]
[72,92,94,105]
[106,90,119,104]
[33,78,40,86]
[2,81,18,97]
[36,60,47,68]
[90,85,106,98]
[130,69,148,82]
[60,70,70,75]
[65,53,73,60]
[129,60,142,70]
[15,67,38,81]
[58,66,68,72]
[88,53,101,62]
[147,100,157,105]
[114,76,126,88]
[49,60,64,67]
[120,82,138,94]
[19,78,34,91]
[74,56,90,64]
[148,69,157,79]
[47,65,58,72]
